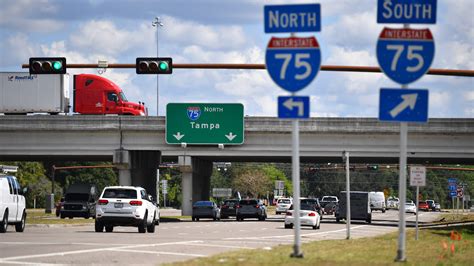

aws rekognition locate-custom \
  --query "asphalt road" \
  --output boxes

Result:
[0,210,441,265]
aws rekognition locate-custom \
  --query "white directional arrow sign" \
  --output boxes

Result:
[173,132,184,141]
[283,98,304,116]
[379,88,428,123]
[389,93,418,118]
[278,96,310,119]
[225,132,237,141]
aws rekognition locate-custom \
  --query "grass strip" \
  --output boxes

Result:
[168,224,474,266]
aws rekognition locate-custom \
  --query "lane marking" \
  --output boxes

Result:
[110,249,205,257]
[0,240,203,262]
[181,243,253,250]
[224,225,367,240]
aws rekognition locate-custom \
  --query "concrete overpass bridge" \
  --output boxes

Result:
[1,116,473,214]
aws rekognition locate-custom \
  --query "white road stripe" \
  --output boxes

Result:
[110,249,205,257]
[0,240,203,262]
[224,225,367,240]
[181,243,253,250]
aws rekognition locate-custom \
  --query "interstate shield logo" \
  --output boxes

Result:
[187,107,201,121]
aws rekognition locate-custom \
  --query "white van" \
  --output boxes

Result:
[369,191,386,213]
[0,166,27,233]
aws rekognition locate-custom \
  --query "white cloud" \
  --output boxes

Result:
[325,47,377,66]
[323,11,382,49]
[0,0,62,32]
[162,16,249,51]
[464,91,474,101]
[70,20,154,56]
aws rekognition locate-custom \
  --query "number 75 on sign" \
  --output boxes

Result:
[265,36,321,92]
[376,28,434,85]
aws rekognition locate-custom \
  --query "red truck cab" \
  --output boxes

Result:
[73,74,147,116]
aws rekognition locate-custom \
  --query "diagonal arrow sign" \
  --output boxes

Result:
[225,132,236,141]
[173,132,184,141]
[390,93,418,118]
[283,98,304,116]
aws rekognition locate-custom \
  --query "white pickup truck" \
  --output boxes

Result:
[0,165,27,233]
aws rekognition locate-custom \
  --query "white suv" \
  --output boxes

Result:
[95,186,158,233]
[1,166,26,233]
[275,198,293,215]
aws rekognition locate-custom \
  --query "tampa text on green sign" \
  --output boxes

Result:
[166,103,244,145]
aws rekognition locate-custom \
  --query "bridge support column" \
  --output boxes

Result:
[179,156,213,216]
[179,156,193,216]
[118,169,131,186]
[129,150,161,201]
[115,150,161,200]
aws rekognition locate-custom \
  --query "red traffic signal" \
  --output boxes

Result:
[29,57,66,74]
[136,57,172,74]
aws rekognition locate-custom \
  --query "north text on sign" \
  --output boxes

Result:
[268,11,318,30]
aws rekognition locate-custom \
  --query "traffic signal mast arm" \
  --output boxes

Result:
[22,63,474,77]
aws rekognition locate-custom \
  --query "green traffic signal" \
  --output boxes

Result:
[136,57,172,74]
[53,61,63,70]
[29,57,66,74]
[159,61,169,71]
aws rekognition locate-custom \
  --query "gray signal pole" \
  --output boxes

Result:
[152,17,163,116]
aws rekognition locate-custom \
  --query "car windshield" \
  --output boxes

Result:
[65,193,89,201]
[224,200,237,206]
[301,199,318,205]
[406,203,415,207]
[322,197,337,202]
[194,201,213,207]
[278,199,291,204]
[102,189,137,199]
[240,200,258,205]
[300,204,315,211]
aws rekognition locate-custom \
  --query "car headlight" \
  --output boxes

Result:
[82,206,87,210]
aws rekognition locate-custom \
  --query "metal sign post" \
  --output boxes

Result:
[410,166,426,240]
[343,151,351,239]
[376,0,436,258]
[264,4,321,258]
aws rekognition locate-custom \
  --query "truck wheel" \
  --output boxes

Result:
[95,220,104,232]
[105,226,113,232]
[0,210,8,233]
[336,217,340,223]
[147,215,156,233]
[60,213,65,219]
[138,213,147,233]
[15,211,26,232]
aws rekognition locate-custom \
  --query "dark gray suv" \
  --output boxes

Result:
[236,199,267,221]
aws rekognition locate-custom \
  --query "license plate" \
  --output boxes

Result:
[229,207,234,209]
[114,203,123,208]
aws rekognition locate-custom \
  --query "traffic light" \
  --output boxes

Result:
[29,57,66,74]
[136,57,172,74]
[367,164,379,170]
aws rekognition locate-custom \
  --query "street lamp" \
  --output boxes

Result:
[152,17,164,116]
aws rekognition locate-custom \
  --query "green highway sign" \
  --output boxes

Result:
[166,103,244,145]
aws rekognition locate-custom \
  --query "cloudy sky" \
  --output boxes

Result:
[0,0,472,117]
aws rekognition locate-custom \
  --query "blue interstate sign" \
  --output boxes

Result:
[377,28,435,85]
[264,4,321,33]
[377,0,437,24]
[379,88,429,122]
[278,96,310,119]
[266,36,321,92]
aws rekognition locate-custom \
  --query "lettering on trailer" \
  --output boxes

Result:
[264,4,321,33]
[377,0,437,24]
